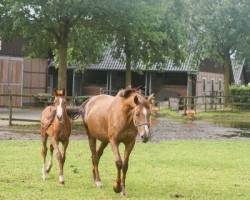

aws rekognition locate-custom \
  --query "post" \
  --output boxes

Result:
[9,94,13,126]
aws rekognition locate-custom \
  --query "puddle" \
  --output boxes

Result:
[211,121,250,129]
[210,120,250,138]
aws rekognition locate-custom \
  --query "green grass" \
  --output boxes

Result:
[195,110,250,118]
[0,140,250,199]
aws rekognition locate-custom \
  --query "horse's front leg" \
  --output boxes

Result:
[61,139,69,170]
[110,139,123,194]
[46,143,54,173]
[121,140,136,195]
[50,137,64,185]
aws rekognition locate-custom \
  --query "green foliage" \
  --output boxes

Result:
[229,84,250,109]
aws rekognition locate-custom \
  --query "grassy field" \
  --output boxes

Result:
[0,140,250,199]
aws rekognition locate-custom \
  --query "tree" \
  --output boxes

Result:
[1,0,105,89]
[187,0,250,96]
[93,0,188,87]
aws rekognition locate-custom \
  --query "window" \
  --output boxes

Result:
[218,79,222,92]
[211,78,215,95]
[202,77,207,95]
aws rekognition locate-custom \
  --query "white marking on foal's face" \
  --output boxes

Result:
[56,98,63,119]
[142,107,149,132]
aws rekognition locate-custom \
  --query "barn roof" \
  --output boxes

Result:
[87,50,197,73]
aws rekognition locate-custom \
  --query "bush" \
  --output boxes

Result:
[229,84,250,109]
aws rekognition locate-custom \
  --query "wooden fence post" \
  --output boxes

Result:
[9,94,13,126]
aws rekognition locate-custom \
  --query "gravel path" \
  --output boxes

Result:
[0,117,249,141]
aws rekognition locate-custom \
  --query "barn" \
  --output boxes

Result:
[0,38,48,106]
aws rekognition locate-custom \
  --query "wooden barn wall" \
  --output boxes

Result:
[0,58,22,106]
[23,58,47,94]
[22,58,47,105]
[0,57,47,107]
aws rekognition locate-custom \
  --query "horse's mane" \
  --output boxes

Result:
[41,106,57,130]
[118,87,144,99]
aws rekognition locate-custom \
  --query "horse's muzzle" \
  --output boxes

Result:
[57,115,63,121]
[140,133,149,143]
[140,129,150,143]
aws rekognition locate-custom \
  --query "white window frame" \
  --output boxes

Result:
[202,77,207,95]
[218,79,222,92]
[211,78,215,94]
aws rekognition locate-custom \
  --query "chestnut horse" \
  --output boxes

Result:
[79,87,154,195]
[41,89,71,185]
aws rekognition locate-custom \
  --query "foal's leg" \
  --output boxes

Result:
[46,143,54,173]
[50,137,64,185]
[110,139,123,194]
[121,140,136,195]
[61,139,69,177]
[41,131,48,180]
[88,136,103,188]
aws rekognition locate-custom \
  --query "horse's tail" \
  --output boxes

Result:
[78,97,91,119]
[66,107,81,120]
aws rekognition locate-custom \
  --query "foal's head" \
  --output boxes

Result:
[53,89,67,121]
[132,93,154,143]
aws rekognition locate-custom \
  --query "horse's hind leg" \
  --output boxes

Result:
[109,139,123,194]
[46,143,54,173]
[88,136,103,188]
[41,131,48,180]
[121,140,136,195]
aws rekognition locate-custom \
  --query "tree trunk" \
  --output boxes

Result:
[58,44,68,90]
[125,58,132,87]
[124,37,132,87]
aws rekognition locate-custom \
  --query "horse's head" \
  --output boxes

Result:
[53,88,67,121]
[133,93,154,143]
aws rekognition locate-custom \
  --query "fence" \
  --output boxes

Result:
[178,95,250,113]
[0,93,91,126]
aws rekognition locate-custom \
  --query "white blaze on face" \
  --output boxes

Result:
[142,107,149,132]
[56,98,63,119]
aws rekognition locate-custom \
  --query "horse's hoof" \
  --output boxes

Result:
[59,176,65,185]
[59,180,65,185]
[120,191,127,196]
[42,172,47,180]
[113,184,122,193]
[42,175,47,181]
[96,181,103,188]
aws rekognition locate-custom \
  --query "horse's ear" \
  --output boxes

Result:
[53,88,57,96]
[62,88,66,96]
[147,93,154,104]
[134,95,139,105]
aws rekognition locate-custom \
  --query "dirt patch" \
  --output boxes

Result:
[0,117,249,141]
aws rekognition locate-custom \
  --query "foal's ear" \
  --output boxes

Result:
[62,88,66,96]
[147,93,154,104]
[134,95,139,105]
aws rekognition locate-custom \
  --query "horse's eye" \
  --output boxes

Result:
[135,113,140,117]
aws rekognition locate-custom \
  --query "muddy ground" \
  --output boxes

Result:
[0,117,249,141]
